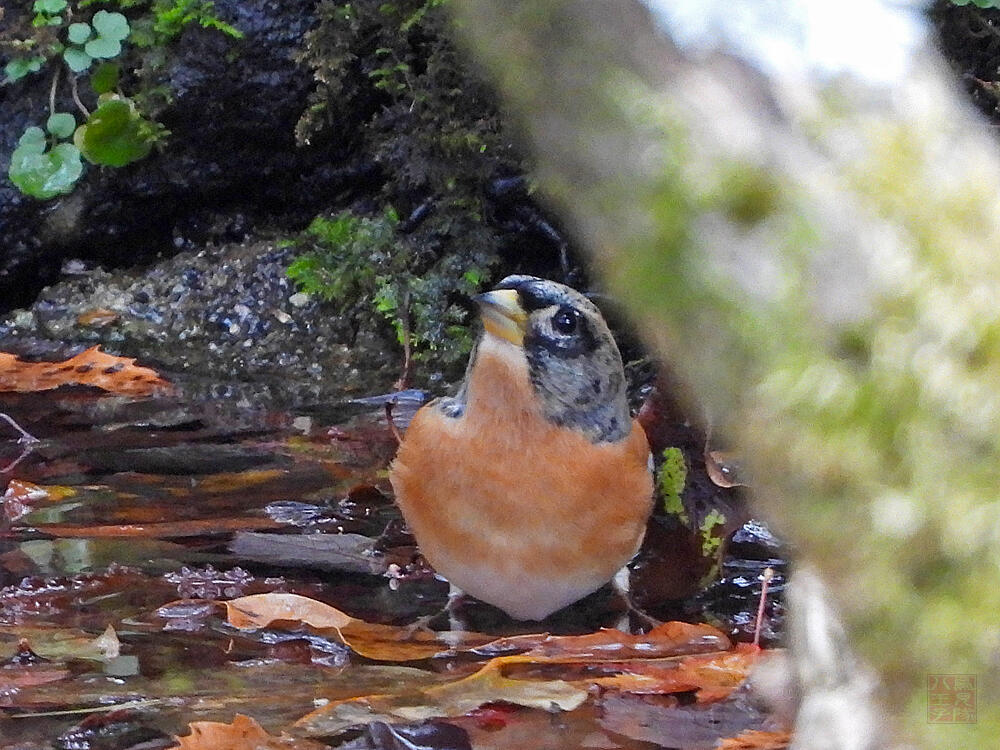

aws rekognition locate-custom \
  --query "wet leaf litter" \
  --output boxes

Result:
[0,358,787,749]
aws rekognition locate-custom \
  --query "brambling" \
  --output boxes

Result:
[389,275,653,621]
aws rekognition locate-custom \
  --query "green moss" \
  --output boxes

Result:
[286,212,394,310]
[293,0,531,377]
[286,208,484,371]
[699,508,726,558]
[658,446,689,524]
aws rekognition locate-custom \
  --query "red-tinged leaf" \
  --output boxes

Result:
[466,704,519,731]
[587,644,762,702]
[476,621,731,661]
[674,643,762,702]
[4,479,52,501]
[3,480,77,522]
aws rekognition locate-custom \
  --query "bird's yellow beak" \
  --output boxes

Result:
[474,289,527,346]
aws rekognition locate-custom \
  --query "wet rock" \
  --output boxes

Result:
[78,443,291,475]
[55,710,172,750]
[0,0,363,312]
[0,238,399,406]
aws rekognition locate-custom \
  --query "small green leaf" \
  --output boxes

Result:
[75,97,155,167]
[33,12,64,27]
[67,22,92,44]
[63,47,93,72]
[4,57,45,83]
[9,136,83,200]
[91,10,130,41]
[90,62,120,94]
[84,37,122,59]
[33,0,67,14]
[46,112,76,138]
[18,127,48,154]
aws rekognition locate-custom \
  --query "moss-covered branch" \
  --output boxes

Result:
[451,0,1000,746]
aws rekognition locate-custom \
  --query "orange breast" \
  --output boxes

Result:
[389,342,653,620]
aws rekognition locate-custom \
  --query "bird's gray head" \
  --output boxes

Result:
[472,275,631,443]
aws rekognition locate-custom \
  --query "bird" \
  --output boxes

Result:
[389,275,654,621]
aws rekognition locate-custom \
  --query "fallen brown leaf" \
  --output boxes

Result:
[76,308,119,327]
[717,728,793,749]
[0,346,171,396]
[171,713,326,750]
[587,644,762,701]
[0,625,122,663]
[705,449,746,488]
[225,593,353,630]
[217,593,767,736]
[476,621,731,661]
[224,592,496,660]
[296,658,588,736]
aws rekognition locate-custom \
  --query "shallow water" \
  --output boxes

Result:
[0,386,784,748]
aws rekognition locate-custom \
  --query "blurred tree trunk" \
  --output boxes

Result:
[452,1,1000,747]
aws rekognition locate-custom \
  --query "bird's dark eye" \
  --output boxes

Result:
[552,307,579,335]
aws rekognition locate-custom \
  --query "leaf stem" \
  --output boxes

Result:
[70,73,90,118]
[48,65,60,117]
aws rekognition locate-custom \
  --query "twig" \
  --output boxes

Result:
[384,402,403,444]
[752,566,775,648]
[0,413,39,445]
[1,445,35,475]
[0,413,40,474]
[10,698,168,719]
